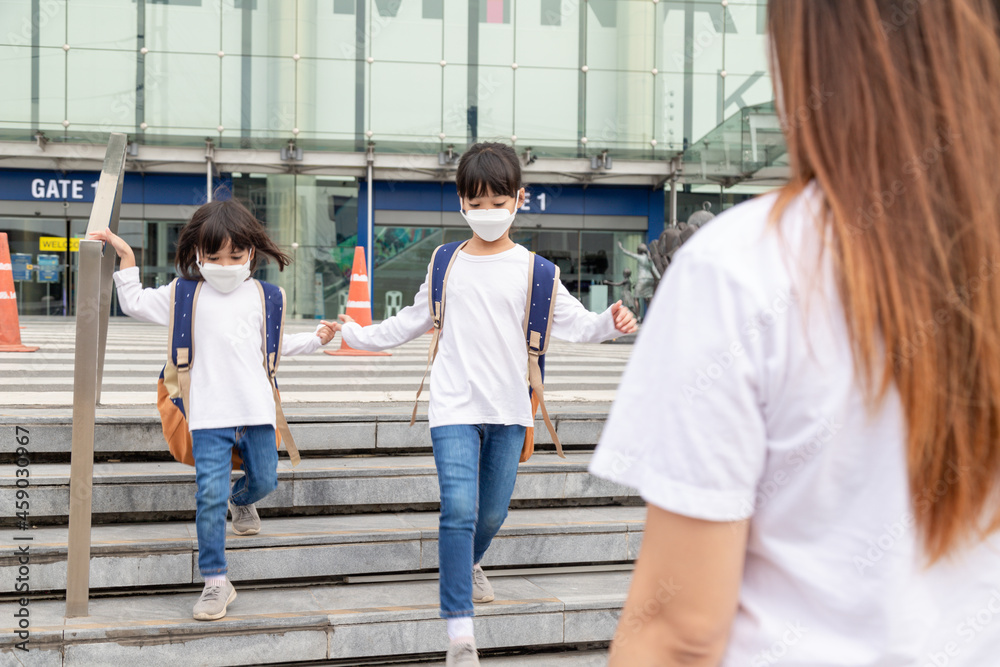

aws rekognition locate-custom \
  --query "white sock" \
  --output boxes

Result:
[447,617,475,642]
[204,575,227,587]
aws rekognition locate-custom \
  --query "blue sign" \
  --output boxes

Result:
[36,254,61,283]
[11,253,31,281]
[367,181,657,218]
[0,169,232,207]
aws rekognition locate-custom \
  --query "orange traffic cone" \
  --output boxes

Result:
[325,246,390,357]
[0,233,39,352]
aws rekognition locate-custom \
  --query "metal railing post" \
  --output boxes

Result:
[65,133,127,618]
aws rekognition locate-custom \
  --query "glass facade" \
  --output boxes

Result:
[0,0,774,318]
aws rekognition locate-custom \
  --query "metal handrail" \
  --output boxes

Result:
[65,133,127,618]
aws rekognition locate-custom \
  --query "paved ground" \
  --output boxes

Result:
[1,316,631,414]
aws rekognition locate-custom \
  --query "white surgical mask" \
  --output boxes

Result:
[196,250,252,294]
[459,196,519,242]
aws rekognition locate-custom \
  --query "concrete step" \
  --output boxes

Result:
[1,413,607,459]
[415,653,608,667]
[0,571,629,666]
[0,454,638,525]
[0,507,645,594]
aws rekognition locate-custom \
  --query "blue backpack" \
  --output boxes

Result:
[157,278,300,467]
[410,240,564,460]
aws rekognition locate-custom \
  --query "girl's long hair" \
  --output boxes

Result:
[768,0,1000,562]
[175,198,291,280]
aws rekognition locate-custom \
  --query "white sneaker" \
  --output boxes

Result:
[228,499,260,536]
[472,563,494,603]
[192,580,237,621]
[446,639,479,666]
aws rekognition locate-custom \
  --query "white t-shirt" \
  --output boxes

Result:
[341,244,620,428]
[113,266,323,430]
[589,187,1000,666]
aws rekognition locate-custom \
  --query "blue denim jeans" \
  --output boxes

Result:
[191,425,279,577]
[430,423,526,618]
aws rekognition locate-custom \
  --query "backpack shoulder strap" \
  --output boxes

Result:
[411,240,467,425]
[256,280,300,467]
[524,252,564,457]
[169,277,201,418]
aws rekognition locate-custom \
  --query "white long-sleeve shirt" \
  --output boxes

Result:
[113,266,323,431]
[341,244,620,428]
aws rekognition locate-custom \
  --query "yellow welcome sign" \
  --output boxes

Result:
[39,237,81,252]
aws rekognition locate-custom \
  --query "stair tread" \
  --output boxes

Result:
[4,506,647,555]
[0,453,596,485]
[0,571,630,661]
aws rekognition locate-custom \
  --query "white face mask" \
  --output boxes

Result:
[196,250,252,293]
[459,195,520,242]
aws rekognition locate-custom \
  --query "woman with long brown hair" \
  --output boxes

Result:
[589,0,1000,664]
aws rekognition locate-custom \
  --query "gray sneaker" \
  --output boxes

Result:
[228,499,260,536]
[445,639,479,667]
[472,563,494,603]
[193,580,237,621]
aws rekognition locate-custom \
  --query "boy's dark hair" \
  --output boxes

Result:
[174,198,291,280]
[456,142,522,200]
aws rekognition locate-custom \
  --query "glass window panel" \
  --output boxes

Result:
[514,68,577,144]
[38,47,66,124]
[586,70,654,149]
[220,56,296,135]
[656,72,684,151]
[145,53,220,130]
[723,4,769,76]
[478,11,514,67]
[443,0,470,65]
[512,230,579,297]
[334,0,355,15]
[656,1,724,75]
[721,73,773,119]
[441,64,469,140]
[67,0,136,50]
[144,0,220,54]
[66,49,135,128]
[370,62,442,141]
[298,0,360,60]
[516,0,579,69]
[298,58,357,137]
[581,230,644,312]
[690,72,724,143]
[372,226,443,319]
[423,0,443,20]
[0,0,67,48]
[587,0,654,72]
[0,45,32,123]
[371,0,442,64]
[475,65,513,140]
[221,0,296,58]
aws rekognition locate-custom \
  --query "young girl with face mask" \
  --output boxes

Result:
[327,142,638,667]
[89,198,336,622]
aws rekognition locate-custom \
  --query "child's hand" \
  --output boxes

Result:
[338,314,356,327]
[611,301,638,335]
[87,228,136,269]
[316,322,337,345]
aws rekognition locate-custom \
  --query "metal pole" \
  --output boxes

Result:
[366,152,374,303]
[66,132,127,618]
[65,239,101,618]
[206,159,213,203]
[670,174,679,227]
